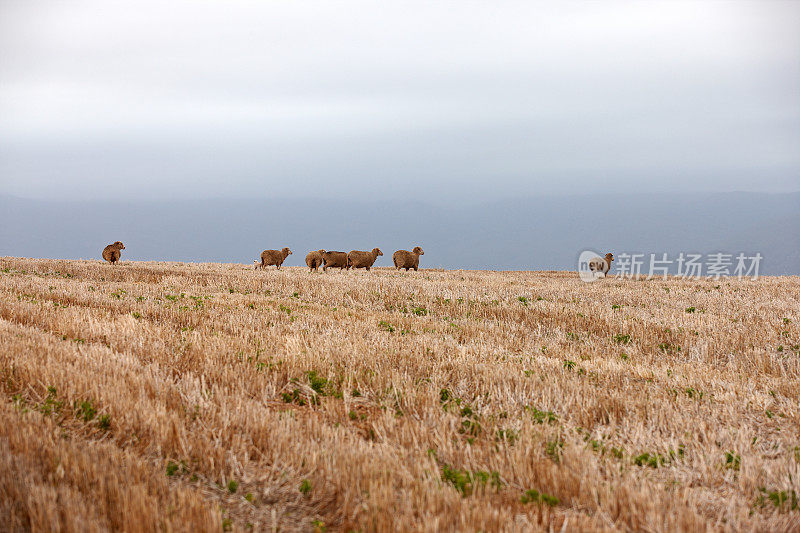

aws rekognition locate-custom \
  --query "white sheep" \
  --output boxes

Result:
[588,253,614,277]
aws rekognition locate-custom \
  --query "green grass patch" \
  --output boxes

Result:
[520,488,559,506]
[724,451,741,471]
[441,464,501,496]
[166,461,179,476]
[74,399,97,422]
[525,406,558,424]
[613,333,631,345]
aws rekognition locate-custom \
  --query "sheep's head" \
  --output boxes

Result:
[413,246,424,255]
[283,247,292,255]
[373,248,383,256]
[605,253,614,262]
[113,241,125,250]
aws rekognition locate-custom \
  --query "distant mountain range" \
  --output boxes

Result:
[1,192,798,275]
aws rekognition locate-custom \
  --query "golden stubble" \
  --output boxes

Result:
[0,257,798,532]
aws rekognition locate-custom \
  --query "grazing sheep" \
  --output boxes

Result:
[588,253,614,277]
[101,241,125,265]
[322,251,349,271]
[305,250,326,272]
[348,248,383,271]
[260,247,292,270]
[393,246,424,271]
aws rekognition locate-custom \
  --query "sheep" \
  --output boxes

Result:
[305,250,326,272]
[588,253,614,277]
[393,246,424,271]
[321,251,349,271]
[260,247,292,270]
[101,241,125,265]
[347,248,383,271]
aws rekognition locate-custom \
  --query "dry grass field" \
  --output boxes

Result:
[0,257,798,532]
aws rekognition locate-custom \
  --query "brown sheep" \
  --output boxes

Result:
[260,247,292,270]
[321,251,349,271]
[393,246,424,271]
[305,250,326,272]
[588,253,614,277]
[347,248,383,271]
[101,241,125,265]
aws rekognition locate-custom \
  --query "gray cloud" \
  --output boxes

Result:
[1,0,798,202]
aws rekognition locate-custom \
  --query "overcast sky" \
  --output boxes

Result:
[1,0,798,203]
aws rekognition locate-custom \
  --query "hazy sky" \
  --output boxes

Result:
[1,1,798,203]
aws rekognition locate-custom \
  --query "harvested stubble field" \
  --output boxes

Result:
[0,257,798,533]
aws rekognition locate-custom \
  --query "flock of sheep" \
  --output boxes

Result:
[101,241,425,271]
[102,241,615,276]
[255,246,425,272]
